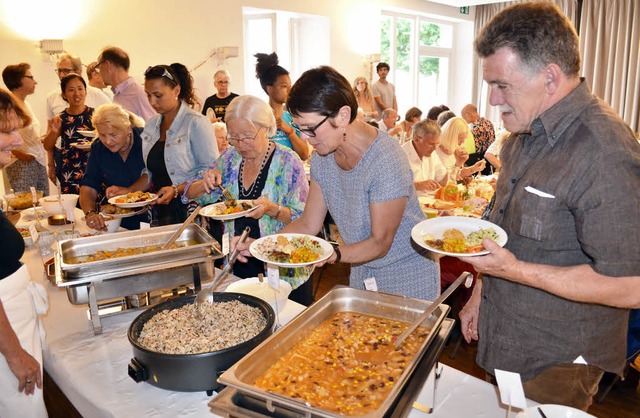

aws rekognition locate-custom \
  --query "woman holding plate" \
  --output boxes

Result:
[79,103,147,230]
[183,95,311,305]
[279,66,440,301]
[140,63,218,225]
[43,73,95,195]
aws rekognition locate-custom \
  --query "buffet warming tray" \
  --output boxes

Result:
[53,223,223,334]
[210,318,454,417]
[216,286,450,418]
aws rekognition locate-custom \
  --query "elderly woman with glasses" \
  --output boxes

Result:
[131,63,218,225]
[184,95,311,304]
[276,66,440,301]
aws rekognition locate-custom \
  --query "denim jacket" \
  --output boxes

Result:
[141,101,218,185]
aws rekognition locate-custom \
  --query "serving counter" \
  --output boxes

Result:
[22,244,535,417]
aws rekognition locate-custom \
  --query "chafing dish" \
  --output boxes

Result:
[217,286,450,418]
[54,224,223,334]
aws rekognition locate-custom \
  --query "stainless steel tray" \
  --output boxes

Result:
[217,286,449,418]
[210,319,454,418]
[56,223,219,284]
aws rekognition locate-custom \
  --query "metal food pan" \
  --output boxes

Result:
[218,286,449,418]
[57,224,220,280]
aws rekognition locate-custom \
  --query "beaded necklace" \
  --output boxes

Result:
[239,142,273,197]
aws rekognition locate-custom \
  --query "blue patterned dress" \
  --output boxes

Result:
[59,106,94,194]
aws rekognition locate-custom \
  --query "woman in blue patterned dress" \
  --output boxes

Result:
[281,66,440,301]
[43,74,94,194]
[184,95,311,304]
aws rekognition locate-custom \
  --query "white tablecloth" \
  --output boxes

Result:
[21,240,534,417]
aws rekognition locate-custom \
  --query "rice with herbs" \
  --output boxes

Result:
[137,300,267,354]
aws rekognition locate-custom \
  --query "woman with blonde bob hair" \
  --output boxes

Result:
[184,95,312,305]
[79,103,148,230]
[437,116,485,180]
[353,76,378,120]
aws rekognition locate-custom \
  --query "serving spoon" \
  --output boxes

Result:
[194,226,250,310]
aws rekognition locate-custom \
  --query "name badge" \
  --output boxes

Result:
[364,277,378,291]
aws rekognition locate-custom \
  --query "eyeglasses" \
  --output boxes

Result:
[291,115,330,138]
[227,127,262,144]
[55,68,75,76]
[144,66,175,82]
[22,75,35,80]
[93,60,106,74]
[215,80,230,85]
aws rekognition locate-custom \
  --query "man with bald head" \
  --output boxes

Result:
[95,46,155,121]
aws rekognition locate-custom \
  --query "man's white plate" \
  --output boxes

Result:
[108,193,158,208]
[411,217,508,257]
[200,200,259,220]
[77,130,97,138]
[516,405,596,418]
[249,233,334,267]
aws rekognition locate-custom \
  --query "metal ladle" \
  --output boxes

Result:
[194,226,250,310]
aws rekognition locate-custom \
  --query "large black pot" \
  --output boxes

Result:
[127,292,275,394]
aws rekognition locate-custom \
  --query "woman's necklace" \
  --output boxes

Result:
[119,133,134,160]
[240,142,273,197]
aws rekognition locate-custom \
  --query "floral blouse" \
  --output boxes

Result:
[188,142,311,288]
[60,106,94,194]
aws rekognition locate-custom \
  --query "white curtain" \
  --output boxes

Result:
[579,0,640,132]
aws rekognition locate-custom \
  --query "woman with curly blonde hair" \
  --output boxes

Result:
[437,117,485,180]
[353,76,378,120]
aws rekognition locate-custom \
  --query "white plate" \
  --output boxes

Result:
[516,404,596,418]
[411,217,508,257]
[100,206,148,219]
[108,193,158,208]
[77,130,97,138]
[200,200,259,220]
[225,277,292,313]
[19,206,47,221]
[71,141,92,150]
[249,233,334,267]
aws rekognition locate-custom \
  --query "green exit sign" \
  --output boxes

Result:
[460,6,470,15]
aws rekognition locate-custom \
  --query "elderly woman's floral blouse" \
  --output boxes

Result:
[188,142,311,288]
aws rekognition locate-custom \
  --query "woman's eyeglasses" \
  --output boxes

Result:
[292,115,330,138]
[144,66,175,82]
[227,127,262,144]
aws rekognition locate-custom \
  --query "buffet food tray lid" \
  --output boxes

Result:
[217,286,449,418]
[56,223,221,279]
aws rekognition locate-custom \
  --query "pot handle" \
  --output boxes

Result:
[128,358,149,383]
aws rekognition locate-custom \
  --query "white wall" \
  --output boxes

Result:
[0,0,476,193]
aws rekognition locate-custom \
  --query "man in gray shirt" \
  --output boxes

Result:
[371,62,397,117]
[460,2,640,411]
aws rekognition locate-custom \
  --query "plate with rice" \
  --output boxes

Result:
[249,233,333,267]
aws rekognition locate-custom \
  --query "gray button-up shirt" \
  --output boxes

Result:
[477,80,640,380]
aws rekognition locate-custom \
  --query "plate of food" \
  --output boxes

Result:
[200,200,259,220]
[108,191,157,208]
[411,217,507,257]
[99,203,148,218]
[249,233,334,267]
[77,130,97,138]
[516,405,596,418]
[71,141,93,150]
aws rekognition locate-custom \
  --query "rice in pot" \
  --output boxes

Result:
[137,300,267,354]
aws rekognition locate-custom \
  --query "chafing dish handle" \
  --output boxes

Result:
[128,358,149,383]
[54,251,64,285]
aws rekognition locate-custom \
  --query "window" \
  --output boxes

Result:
[381,13,453,116]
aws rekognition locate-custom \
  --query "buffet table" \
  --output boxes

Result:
[22,241,535,417]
